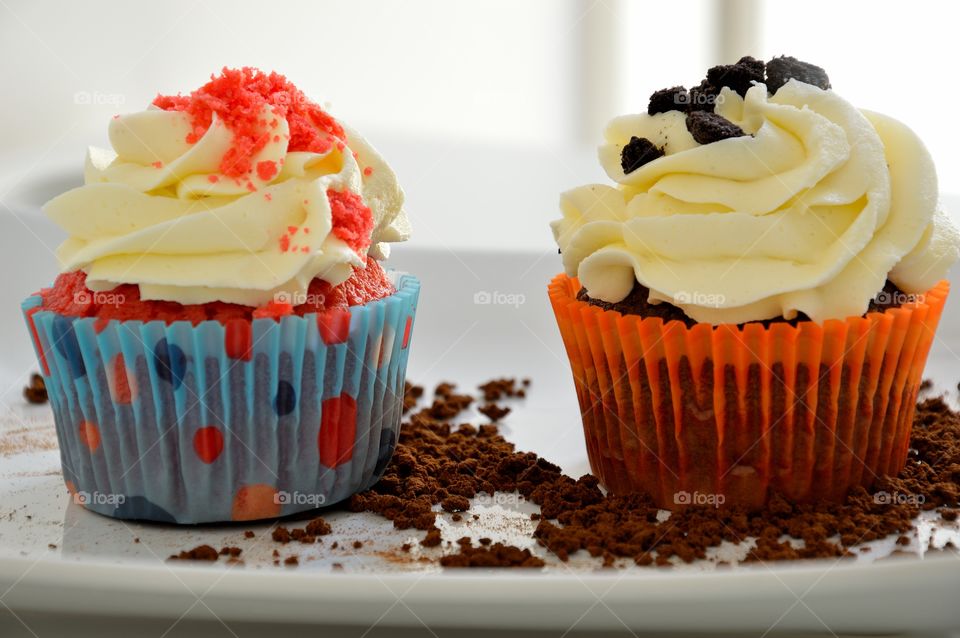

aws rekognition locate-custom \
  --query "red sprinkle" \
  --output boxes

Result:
[287,226,299,235]
[264,193,272,201]
[363,166,373,177]
[153,67,345,179]
[207,174,220,183]
[279,235,291,252]
[151,161,163,169]
[327,188,374,254]
[256,160,278,182]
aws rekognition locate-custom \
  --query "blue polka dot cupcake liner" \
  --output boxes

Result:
[21,273,420,524]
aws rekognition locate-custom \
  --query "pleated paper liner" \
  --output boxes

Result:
[21,273,420,524]
[548,273,948,510]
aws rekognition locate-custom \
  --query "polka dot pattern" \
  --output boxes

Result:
[154,338,186,389]
[274,380,296,417]
[224,319,253,361]
[402,316,412,349]
[108,353,135,404]
[78,420,100,451]
[231,484,281,521]
[318,393,358,468]
[193,426,225,464]
[24,306,50,375]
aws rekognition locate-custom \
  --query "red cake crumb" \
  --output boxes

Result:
[40,257,395,324]
[256,160,278,181]
[153,67,345,180]
[327,188,374,254]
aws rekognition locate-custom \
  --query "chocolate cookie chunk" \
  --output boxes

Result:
[648,86,688,115]
[706,55,765,97]
[766,55,831,93]
[620,136,664,173]
[685,111,746,144]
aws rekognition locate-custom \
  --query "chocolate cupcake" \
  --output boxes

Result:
[549,56,959,509]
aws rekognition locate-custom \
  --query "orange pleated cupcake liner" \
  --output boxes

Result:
[548,274,949,510]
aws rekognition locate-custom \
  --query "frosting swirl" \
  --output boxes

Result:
[45,69,410,307]
[552,80,959,324]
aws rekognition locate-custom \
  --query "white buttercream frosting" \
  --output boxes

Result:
[552,81,959,324]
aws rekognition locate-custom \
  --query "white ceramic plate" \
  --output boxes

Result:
[1,207,959,636]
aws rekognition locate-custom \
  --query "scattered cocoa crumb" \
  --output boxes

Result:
[451,513,463,522]
[169,545,219,561]
[479,378,528,401]
[271,518,331,546]
[920,378,933,392]
[219,546,242,557]
[23,373,47,404]
[272,527,292,544]
[425,382,473,419]
[284,556,299,566]
[47,543,57,550]
[244,531,255,539]
[331,541,339,549]
[896,535,911,546]
[332,562,343,570]
[421,529,442,547]
[441,495,470,513]
[133,538,140,544]
[440,539,545,568]
[352,541,363,549]
[305,517,332,536]
[272,549,280,558]
[401,543,412,553]
[478,403,511,422]
[478,537,492,546]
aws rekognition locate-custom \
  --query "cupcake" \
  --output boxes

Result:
[549,56,960,509]
[22,68,419,524]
